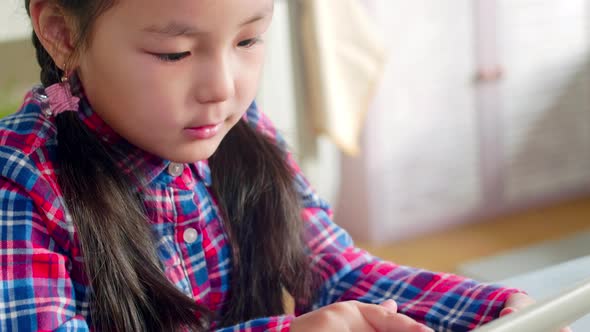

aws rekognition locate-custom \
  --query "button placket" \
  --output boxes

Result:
[165,186,198,297]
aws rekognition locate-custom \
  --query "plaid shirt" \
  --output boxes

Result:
[0,86,519,332]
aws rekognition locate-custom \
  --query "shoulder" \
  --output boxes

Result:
[0,87,68,233]
[0,149,72,253]
[243,101,287,149]
[0,86,60,189]
[0,86,59,156]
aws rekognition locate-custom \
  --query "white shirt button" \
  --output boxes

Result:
[168,163,184,177]
[183,228,198,244]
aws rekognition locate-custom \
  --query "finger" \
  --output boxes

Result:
[560,327,573,332]
[380,299,398,313]
[499,307,515,317]
[358,303,434,332]
[505,293,535,310]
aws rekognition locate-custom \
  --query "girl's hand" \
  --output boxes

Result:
[501,293,573,332]
[290,300,434,332]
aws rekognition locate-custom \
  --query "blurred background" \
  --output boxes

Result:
[2,0,590,284]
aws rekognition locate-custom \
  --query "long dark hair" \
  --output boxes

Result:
[25,1,316,331]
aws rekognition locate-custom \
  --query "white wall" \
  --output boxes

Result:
[0,0,31,42]
[336,0,590,244]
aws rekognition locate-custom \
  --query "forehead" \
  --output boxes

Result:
[107,0,273,33]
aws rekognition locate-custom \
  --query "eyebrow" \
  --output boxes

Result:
[143,21,203,37]
[143,6,273,37]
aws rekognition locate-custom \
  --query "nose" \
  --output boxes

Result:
[194,54,235,104]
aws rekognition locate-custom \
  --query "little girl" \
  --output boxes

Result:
[0,0,542,331]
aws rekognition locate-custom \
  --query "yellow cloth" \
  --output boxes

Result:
[299,0,387,155]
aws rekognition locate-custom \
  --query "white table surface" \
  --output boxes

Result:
[499,255,590,330]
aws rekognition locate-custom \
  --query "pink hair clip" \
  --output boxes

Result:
[42,71,80,117]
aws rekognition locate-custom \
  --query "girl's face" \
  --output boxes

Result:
[77,0,273,162]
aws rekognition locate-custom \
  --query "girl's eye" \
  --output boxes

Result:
[237,37,261,49]
[154,52,191,62]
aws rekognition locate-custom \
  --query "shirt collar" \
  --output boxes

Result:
[71,93,212,189]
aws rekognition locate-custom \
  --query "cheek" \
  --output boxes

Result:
[81,37,177,100]
[78,58,182,146]
[234,54,265,101]
[83,49,183,110]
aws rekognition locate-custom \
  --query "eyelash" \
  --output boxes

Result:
[153,37,263,63]
[154,52,191,62]
[237,37,262,48]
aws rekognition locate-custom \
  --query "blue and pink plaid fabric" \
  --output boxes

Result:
[0,86,519,331]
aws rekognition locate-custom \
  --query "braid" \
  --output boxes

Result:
[31,32,62,86]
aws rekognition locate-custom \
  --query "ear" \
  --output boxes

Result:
[29,0,78,70]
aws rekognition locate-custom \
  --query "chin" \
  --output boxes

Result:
[166,141,222,163]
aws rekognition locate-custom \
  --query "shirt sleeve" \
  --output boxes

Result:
[299,203,520,331]
[245,103,522,332]
[0,177,90,332]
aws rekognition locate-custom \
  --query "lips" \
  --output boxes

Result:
[187,123,219,130]
[184,123,222,140]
